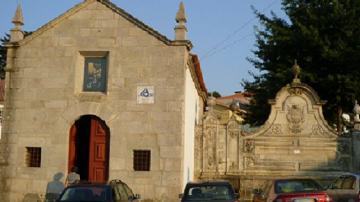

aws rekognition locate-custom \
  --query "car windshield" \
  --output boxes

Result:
[58,186,110,202]
[275,179,323,194]
[185,184,234,200]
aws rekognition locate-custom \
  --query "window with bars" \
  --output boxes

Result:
[133,150,151,171]
[26,147,41,167]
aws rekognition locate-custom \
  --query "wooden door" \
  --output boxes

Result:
[88,118,109,182]
[68,125,77,173]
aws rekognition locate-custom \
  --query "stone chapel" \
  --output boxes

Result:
[0,0,207,201]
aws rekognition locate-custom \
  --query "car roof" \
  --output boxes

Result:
[274,178,318,181]
[185,180,232,186]
[67,182,110,187]
[67,179,128,187]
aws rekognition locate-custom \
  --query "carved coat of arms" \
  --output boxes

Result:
[286,104,305,133]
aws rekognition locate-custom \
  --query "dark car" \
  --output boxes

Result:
[56,179,140,202]
[253,178,333,202]
[180,180,239,202]
[326,173,360,202]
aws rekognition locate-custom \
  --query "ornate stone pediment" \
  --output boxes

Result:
[238,72,347,173]
[250,82,337,138]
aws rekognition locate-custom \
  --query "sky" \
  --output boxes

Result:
[0,0,286,96]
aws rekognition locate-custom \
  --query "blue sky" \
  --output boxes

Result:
[1,0,285,96]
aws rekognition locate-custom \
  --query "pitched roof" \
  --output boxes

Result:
[216,91,252,106]
[189,54,207,101]
[18,0,192,49]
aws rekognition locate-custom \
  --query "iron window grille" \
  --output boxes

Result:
[133,150,151,171]
[26,147,41,167]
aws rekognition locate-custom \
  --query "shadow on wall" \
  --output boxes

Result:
[22,193,42,202]
[44,172,65,202]
[23,172,65,202]
[22,172,65,202]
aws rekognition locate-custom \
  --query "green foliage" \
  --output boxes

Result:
[0,34,10,79]
[244,0,360,127]
[208,91,222,98]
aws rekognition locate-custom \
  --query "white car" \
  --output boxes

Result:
[326,173,360,202]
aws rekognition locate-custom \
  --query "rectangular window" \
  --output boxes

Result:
[133,150,151,171]
[26,147,41,167]
[83,57,107,92]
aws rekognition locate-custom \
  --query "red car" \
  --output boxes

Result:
[253,179,333,202]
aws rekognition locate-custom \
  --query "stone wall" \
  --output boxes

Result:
[0,1,198,201]
[196,81,353,201]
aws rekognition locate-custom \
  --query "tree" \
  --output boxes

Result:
[208,91,222,98]
[0,34,10,79]
[243,0,360,131]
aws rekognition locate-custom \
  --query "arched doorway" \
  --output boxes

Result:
[68,115,110,182]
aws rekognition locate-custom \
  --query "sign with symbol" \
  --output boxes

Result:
[137,86,154,104]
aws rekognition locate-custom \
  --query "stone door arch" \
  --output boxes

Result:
[68,115,110,182]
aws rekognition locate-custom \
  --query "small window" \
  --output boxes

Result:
[26,147,41,167]
[83,57,107,92]
[133,150,151,171]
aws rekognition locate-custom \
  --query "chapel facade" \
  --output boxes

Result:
[0,1,207,201]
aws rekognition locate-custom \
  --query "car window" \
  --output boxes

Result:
[340,176,356,189]
[59,186,108,201]
[275,180,322,194]
[123,183,134,197]
[333,177,343,189]
[185,184,234,200]
[116,184,129,200]
[112,185,121,201]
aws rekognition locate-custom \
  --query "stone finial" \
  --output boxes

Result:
[354,100,360,121]
[174,2,187,40]
[12,4,24,25]
[10,4,24,42]
[354,100,360,130]
[176,2,187,23]
[230,100,240,111]
[292,60,301,83]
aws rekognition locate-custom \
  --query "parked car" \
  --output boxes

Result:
[253,178,333,202]
[56,179,140,202]
[326,173,360,202]
[179,180,239,202]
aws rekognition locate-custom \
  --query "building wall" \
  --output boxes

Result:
[182,67,200,188]
[2,1,191,201]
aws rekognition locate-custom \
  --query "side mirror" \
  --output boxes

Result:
[179,193,184,199]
